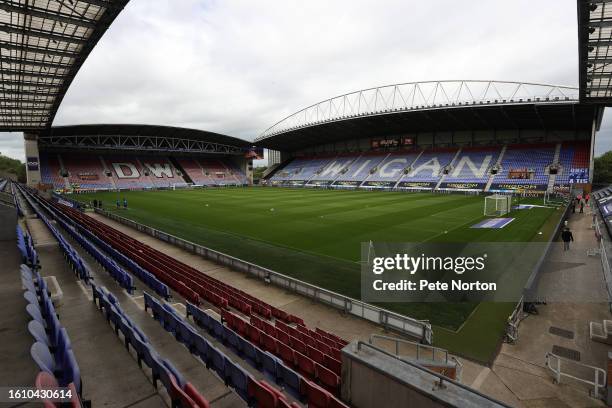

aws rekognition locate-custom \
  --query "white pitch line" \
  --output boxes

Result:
[471,367,491,390]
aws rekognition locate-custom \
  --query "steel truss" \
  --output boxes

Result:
[38,134,244,155]
[256,80,579,140]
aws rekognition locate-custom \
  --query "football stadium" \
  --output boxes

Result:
[1,1,612,407]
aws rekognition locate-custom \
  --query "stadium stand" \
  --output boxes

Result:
[363,151,422,187]
[440,147,500,186]
[554,141,590,187]
[487,144,556,192]
[62,154,114,190]
[267,142,590,194]
[38,152,248,190]
[39,153,66,188]
[333,152,390,184]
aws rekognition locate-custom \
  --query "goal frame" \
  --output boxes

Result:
[484,194,512,217]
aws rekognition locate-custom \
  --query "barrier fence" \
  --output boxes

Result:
[93,208,433,344]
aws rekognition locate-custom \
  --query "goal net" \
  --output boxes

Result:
[484,194,512,217]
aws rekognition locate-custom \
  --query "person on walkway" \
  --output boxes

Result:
[92,199,97,208]
[580,199,584,214]
[123,198,128,209]
[116,199,120,209]
[572,198,577,213]
[561,227,574,251]
[586,193,590,204]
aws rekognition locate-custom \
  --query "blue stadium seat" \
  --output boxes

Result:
[226,361,250,401]
[28,320,50,347]
[23,290,38,306]
[260,351,280,382]
[208,346,227,380]
[194,333,210,363]
[278,363,301,398]
[26,304,46,328]
[31,341,55,374]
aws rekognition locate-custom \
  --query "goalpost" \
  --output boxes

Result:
[484,194,512,216]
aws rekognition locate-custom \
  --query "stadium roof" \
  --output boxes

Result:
[0,0,129,131]
[255,81,598,151]
[577,0,612,104]
[38,124,252,147]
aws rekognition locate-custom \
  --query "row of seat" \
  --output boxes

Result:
[257,316,344,360]
[146,293,303,407]
[92,284,210,408]
[230,312,341,394]
[18,187,92,282]
[183,301,349,407]
[28,192,137,294]
[22,264,83,406]
[40,192,172,300]
[50,197,348,350]
[17,224,38,268]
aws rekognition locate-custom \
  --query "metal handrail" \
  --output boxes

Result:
[369,333,463,381]
[545,352,606,399]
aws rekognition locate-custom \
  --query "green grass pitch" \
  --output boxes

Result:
[73,187,562,362]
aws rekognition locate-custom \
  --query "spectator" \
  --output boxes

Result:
[123,198,128,209]
[93,199,97,208]
[561,227,574,251]
[572,198,576,214]
[98,200,103,209]
[586,193,590,204]
[580,199,584,214]
[116,199,120,209]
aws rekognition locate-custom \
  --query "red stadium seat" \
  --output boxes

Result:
[296,352,315,378]
[276,329,290,345]
[248,378,277,408]
[261,332,278,353]
[316,363,340,393]
[324,355,342,376]
[307,345,325,365]
[290,336,307,355]
[277,341,296,366]
[248,324,262,344]
[185,382,211,408]
[301,380,330,408]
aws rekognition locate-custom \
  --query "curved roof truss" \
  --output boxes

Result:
[256,81,579,141]
[0,0,129,131]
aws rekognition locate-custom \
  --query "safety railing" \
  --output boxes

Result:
[369,334,463,381]
[545,352,606,399]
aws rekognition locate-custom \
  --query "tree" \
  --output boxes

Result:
[252,166,268,182]
[594,151,612,185]
[0,154,25,182]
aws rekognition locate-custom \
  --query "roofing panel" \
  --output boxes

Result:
[0,0,129,130]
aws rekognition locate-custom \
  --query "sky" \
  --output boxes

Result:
[1,0,610,162]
